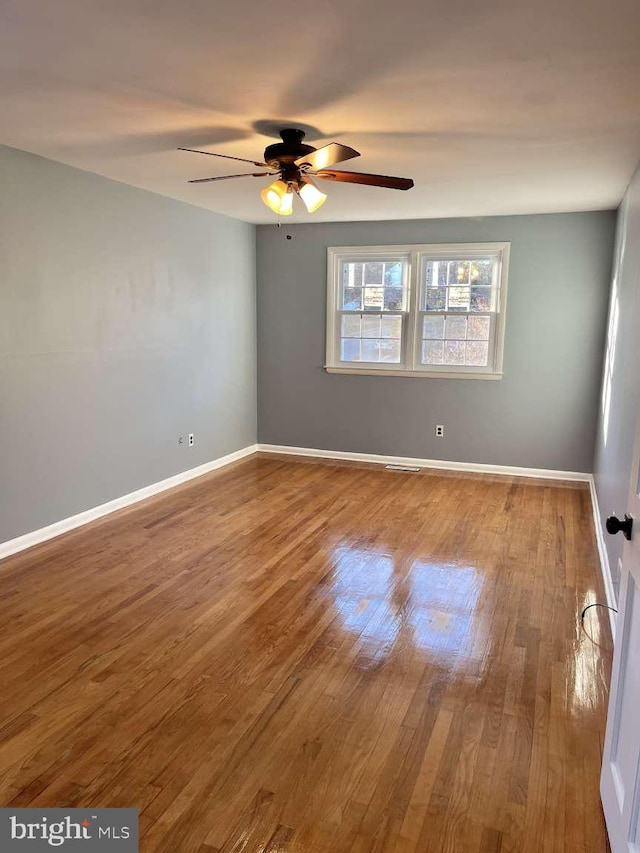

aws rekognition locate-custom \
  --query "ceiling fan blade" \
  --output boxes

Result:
[313,170,414,190]
[188,172,272,183]
[178,147,270,168]
[295,143,360,170]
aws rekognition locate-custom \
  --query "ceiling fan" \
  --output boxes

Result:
[178,128,414,215]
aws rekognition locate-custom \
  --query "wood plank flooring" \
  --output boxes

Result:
[0,454,612,851]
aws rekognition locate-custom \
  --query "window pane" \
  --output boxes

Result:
[443,340,465,365]
[362,315,381,338]
[341,339,362,361]
[342,262,363,287]
[384,287,404,311]
[343,287,363,310]
[425,261,434,286]
[361,339,381,361]
[470,287,491,312]
[422,340,444,364]
[466,340,489,366]
[449,261,469,284]
[380,339,401,363]
[467,316,490,340]
[470,260,492,286]
[384,262,402,287]
[364,262,383,285]
[425,287,447,311]
[363,287,384,310]
[341,315,361,338]
[381,315,402,338]
[444,315,467,340]
[447,287,470,311]
[425,260,450,287]
[423,315,444,339]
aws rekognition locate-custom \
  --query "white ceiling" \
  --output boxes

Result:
[2,0,640,224]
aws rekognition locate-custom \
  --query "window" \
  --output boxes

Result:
[326,242,510,379]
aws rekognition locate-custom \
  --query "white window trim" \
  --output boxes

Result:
[325,242,510,379]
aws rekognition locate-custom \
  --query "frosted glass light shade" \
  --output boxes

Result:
[260,180,293,215]
[298,178,327,212]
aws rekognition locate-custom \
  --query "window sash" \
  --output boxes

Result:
[415,311,498,372]
[335,309,410,368]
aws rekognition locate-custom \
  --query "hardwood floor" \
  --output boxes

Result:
[0,453,612,852]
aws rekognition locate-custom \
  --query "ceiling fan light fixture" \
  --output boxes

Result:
[297,177,327,213]
[260,180,293,215]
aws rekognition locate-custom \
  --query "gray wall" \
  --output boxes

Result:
[257,212,615,471]
[593,163,640,600]
[0,146,256,544]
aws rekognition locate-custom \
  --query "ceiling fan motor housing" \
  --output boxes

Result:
[263,128,315,170]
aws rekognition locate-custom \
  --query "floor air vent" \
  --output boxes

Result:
[385,464,421,472]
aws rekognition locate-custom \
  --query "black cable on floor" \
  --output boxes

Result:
[580,602,618,622]
[579,602,618,647]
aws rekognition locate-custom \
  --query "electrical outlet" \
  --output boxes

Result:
[188,433,194,447]
[435,425,444,437]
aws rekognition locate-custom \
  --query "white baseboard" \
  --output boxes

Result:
[588,475,618,641]
[257,443,591,482]
[0,444,259,563]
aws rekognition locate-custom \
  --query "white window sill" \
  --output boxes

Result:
[325,366,503,380]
